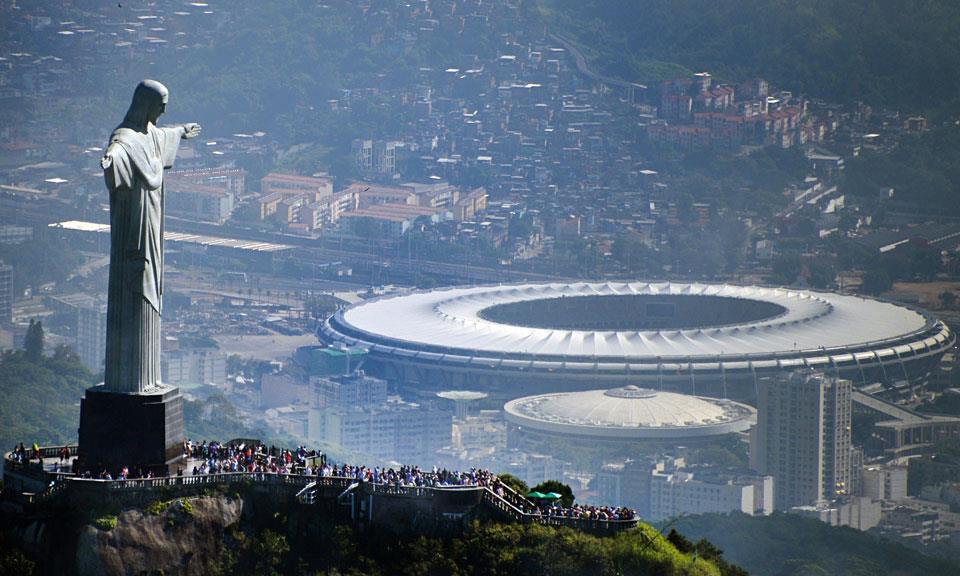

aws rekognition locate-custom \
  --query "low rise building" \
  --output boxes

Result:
[598,458,773,520]
[854,391,960,458]
[791,497,882,531]
[261,172,332,202]
[161,340,227,389]
[339,203,451,238]
[260,373,311,408]
[166,180,235,224]
[861,463,908,501]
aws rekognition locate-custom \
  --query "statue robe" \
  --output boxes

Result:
[102,123,182,394]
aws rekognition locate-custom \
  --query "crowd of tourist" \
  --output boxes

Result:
[9,439,637,524]
[9,443,71,468]
[538,503,636,522]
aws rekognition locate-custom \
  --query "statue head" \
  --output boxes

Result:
[122,79,169,130]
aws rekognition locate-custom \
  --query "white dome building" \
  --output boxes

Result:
[504,385,756,440]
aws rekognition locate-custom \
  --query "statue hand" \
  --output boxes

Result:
[183,123,202,139]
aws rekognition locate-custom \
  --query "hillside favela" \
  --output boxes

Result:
[3,1,960,575]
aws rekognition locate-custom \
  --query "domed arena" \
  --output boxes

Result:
[320,282,953,401]
[504,385,756,441]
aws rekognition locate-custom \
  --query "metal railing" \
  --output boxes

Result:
[4,445,77,467]
[5,449,638,533]
[480,488,638,532]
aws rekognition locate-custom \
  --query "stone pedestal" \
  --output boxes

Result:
[78,384,184,475]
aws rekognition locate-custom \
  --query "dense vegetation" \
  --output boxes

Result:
[844,126,960,213]
[672,513,960,576]
[0,343,95,453]
[223,517,734,576]
[538,0,960,118]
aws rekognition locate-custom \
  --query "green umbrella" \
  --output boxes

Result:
[526,491,547,499]
[544,492,563,500]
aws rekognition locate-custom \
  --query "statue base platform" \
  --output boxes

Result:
[78,384,184,475]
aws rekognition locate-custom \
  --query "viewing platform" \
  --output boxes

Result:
[3,443,639,536]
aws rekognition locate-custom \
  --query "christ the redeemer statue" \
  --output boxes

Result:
[100,80,200,394]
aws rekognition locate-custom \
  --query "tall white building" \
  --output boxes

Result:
[76,303,107,373]
[0,261,12,325]
[753,371,853,510]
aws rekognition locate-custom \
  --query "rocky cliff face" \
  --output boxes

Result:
[75,496,242,576]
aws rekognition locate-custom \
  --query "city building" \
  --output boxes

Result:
[170,168,246,196]
[309,399,451,465]
[597,457,773,520]
[260,172,332,202]
[852,391,960,458]
[753,372,853,510]
[339,203,452,238]
[650,465,774,521]
[791,497,882,531]
[260,373,311,409]
[0,225,32,245]
[861,464,908,502]
[352,139,400,177]
[165,180,235,224]
[597,460,657,517]
[313,372,387,409]
[76,302,107,373]
[295,345,368,376]
[161,338,228,389]
[320,282,952,401]
[308,372,452,465]
[0,260,11,325]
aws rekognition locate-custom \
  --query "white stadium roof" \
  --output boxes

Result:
[330,283,937,358]
[322,282,952,383]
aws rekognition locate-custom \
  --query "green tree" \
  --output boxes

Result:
[24,320,44,363]
[861,268,892,296]
[940,291,957,310]
[770,253,802,285]
[807,259,837,289]
[496,472,528,496]
[253,529,290,576]
[532,479,576,507]
[0,343,96,450]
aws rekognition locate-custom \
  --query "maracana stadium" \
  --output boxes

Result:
[319,282,953,401]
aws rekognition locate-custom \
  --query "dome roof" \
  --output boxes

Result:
[503,386,756,439]
[436,390,488,401]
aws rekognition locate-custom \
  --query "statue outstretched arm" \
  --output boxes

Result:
[182,123,201,139]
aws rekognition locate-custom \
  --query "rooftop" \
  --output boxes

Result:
[504,385,756,439]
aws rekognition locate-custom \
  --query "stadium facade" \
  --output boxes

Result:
[320,282,953,401]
